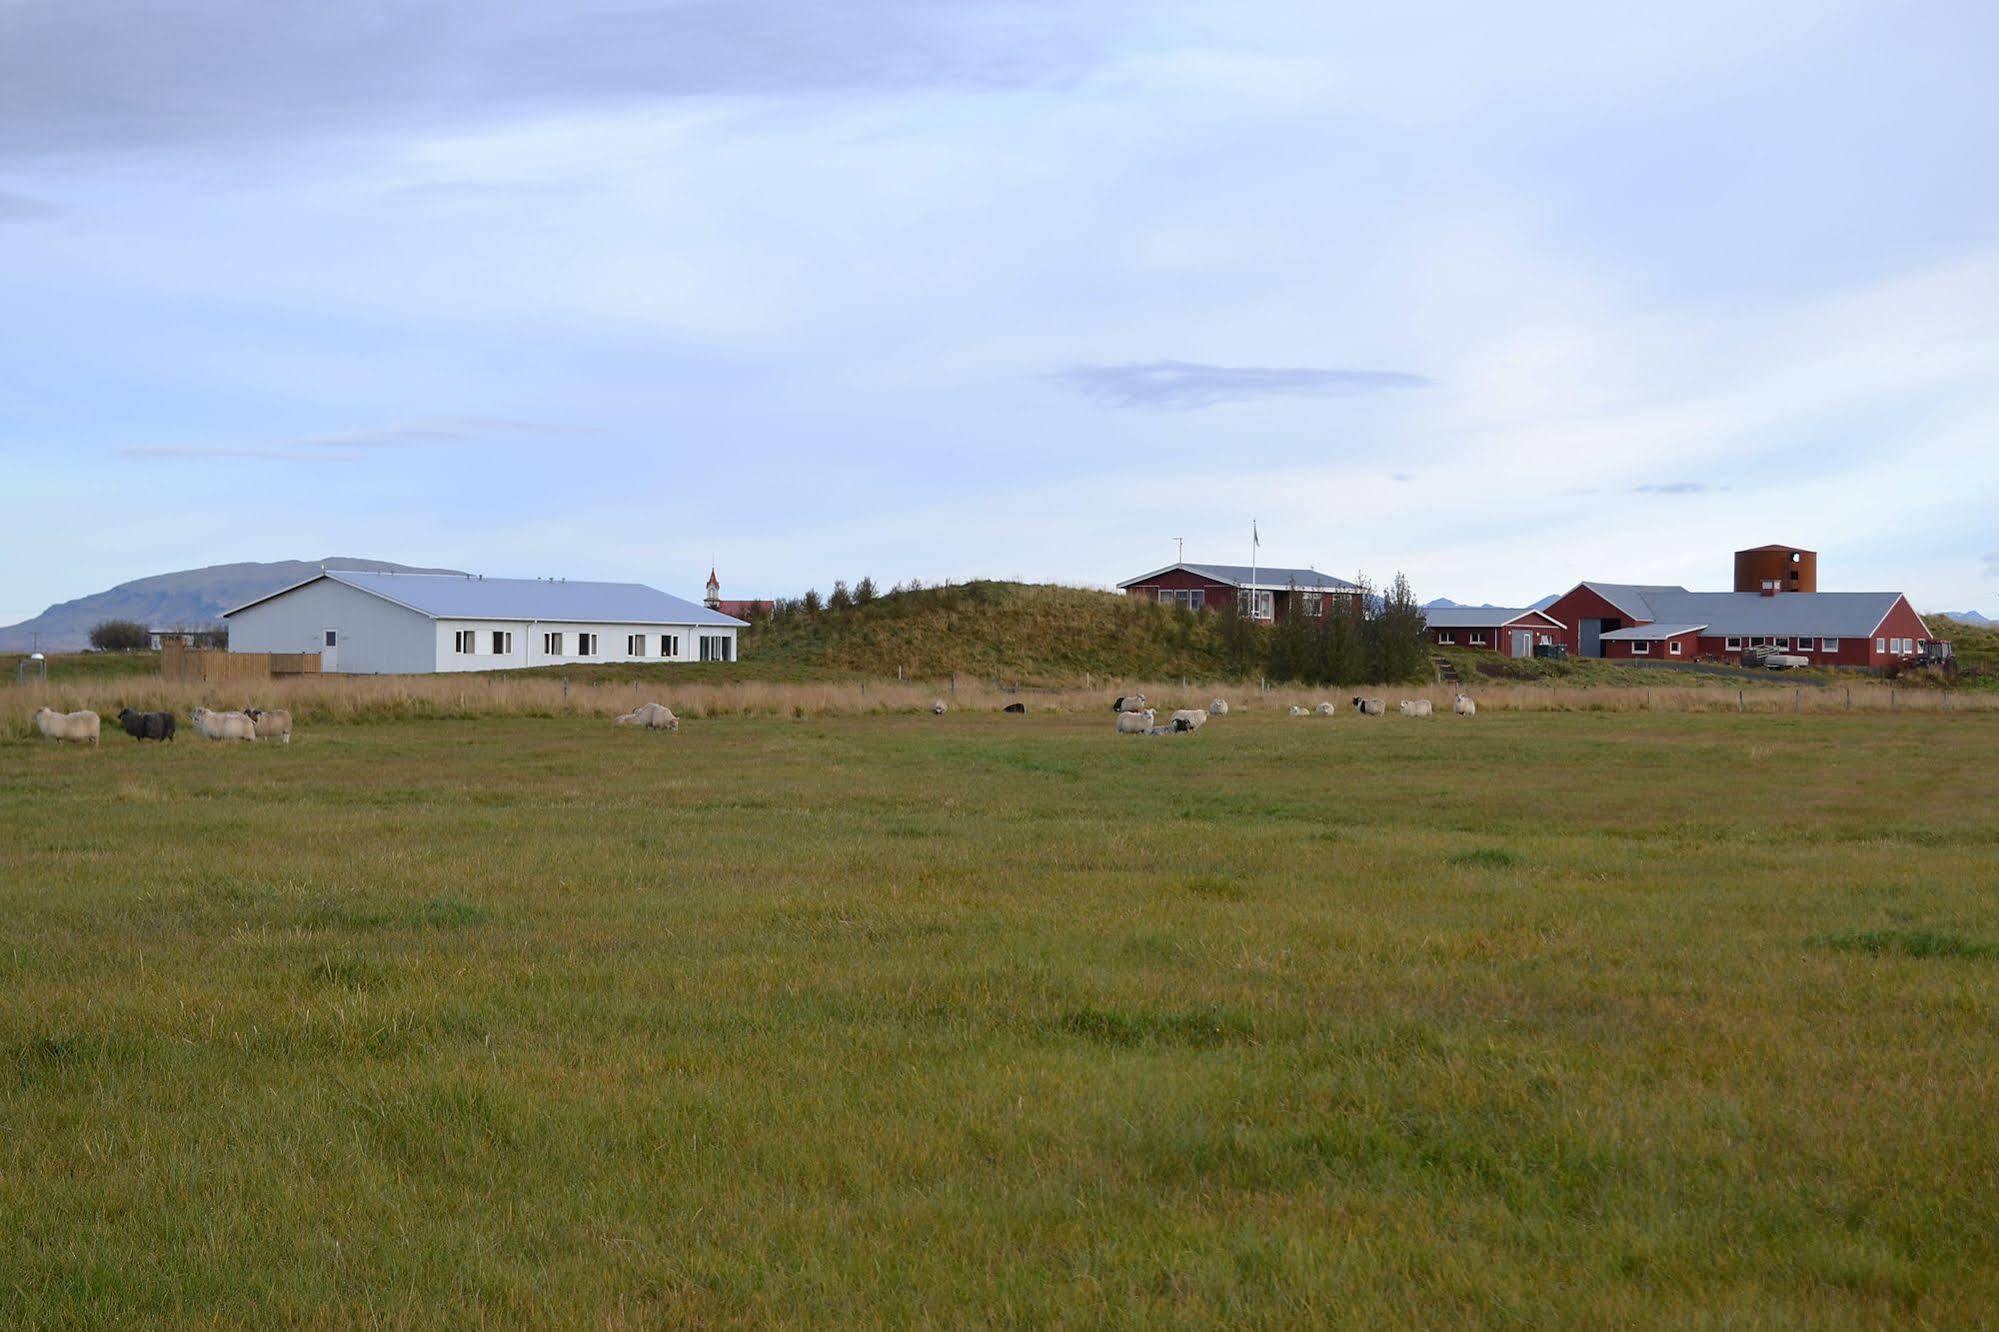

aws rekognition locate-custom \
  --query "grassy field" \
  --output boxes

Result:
[4,709,1998,1325]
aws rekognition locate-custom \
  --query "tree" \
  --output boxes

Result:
[829,580,852,611]
[1374,572,1429,683]
[853,576,877,606]
[801,588,823,615]
[89,619,149,652]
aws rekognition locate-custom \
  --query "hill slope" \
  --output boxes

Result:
[743,581,1233,682]
[0,557,466,651]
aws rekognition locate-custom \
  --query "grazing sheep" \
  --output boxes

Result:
[117,708,175,742]
[1208,698,1229,716]
[1351,697,1385,716]
[614,702,678,731]
[1169,709,1206,732]
[34,707,99,744]
[189,707,258,741]
[1288,704,1309,717]
[1003,702,1026,714]
[1116,708,1155,734]
[244,707,293,743]
[1113,694,1148,713]
[1315,701,1336,716]
[1454,694,1477,717]
[931,699,948,715]
[1398,699,1434,717]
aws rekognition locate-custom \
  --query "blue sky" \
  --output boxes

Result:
[2,0,1996,624]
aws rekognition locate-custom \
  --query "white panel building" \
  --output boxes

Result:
[223,570,747,674]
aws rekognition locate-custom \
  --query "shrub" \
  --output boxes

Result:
[88,620,149,652]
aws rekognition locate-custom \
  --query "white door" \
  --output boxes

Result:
[1510,629,1534,657]
[321,628,339,672]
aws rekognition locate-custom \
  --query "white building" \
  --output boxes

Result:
[222,570,747,674]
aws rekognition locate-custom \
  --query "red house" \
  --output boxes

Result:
[1424,606,1566,657]
[1118,562,1361,623]
[1542,545,1935,669]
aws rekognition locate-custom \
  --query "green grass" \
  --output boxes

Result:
[0,650,161,683]
[4,711,1998,1324]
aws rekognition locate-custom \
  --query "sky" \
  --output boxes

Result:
[3,0,1997,624]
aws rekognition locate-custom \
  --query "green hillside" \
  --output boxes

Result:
[742,581,1232,683]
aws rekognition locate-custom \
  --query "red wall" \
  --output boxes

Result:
[1428,612,1562,658]
[1125,570,1354,621]
[1543,585,1644,656]
[1603,630,1702,660]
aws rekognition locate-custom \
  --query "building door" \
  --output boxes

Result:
[321,628,339,673]
[1510,629,1534,658]
[1579,618,1622,658]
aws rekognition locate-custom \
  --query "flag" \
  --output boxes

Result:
[1252,521,1259,549]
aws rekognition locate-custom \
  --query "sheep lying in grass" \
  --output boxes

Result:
[615,702,678,731]
[190,707,257,741]
[1208,698,1228,716]
[34,707,99,744]
[1169,709,1206,732]
[1352,697,1385,716]
[931,700,948,716]
[1288,705,1309,717]
[1315,701,1336,716]
[1116,708,1155,734]
[245,708,292,743]
[1454,694,1477,716]
[1398,699,1434,717]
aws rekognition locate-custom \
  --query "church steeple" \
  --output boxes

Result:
[704,567,721,609]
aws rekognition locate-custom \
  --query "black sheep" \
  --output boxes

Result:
[117,708,176,741]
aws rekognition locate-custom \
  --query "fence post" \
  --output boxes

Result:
[1845,687,1851,710]
[950,673,956,696]
[1737,689,1743,713]
[1794,688,1800,714]
[1891,688,1897,711]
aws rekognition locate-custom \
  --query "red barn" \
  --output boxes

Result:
[1424,606,1566,657]
[1543,546,1935,669]
[1118,562,1361,622]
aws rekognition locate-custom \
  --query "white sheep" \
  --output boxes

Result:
[931,699,948,715]
[1169,709,1206,732]
[615,702,678,731]
[1207,698,1229,716]
[1315,701,1336,716]
[1114,694,1149,713]
[33,707,99,744]
[1288,704,1309,717]
[245,707,293,743]
[1454,694,1477,717]
[190,707,258,741]
[1116,708,1155,734]
[1351,697,1385,716]
[1398,699,1434,717]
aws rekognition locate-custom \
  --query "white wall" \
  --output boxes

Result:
[434,620,738,672]
[226,579,437,675]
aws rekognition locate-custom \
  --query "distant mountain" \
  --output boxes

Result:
[0,558,465,651]
[1425,596,1564,612]
[1934,610,1995,627]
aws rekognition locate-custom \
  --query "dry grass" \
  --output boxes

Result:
[5,671,1993,739]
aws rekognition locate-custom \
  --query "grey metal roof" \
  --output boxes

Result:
[1119,562,1361,592]
[1423,606,1566,630]
[227,570,747,627]
[1598,622,1708,641]
[1577,582,1688,621]
[1636,591,1909,638]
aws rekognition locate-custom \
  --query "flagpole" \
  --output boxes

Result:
[1251,519,1259,623]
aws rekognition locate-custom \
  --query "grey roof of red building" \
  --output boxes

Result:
[1423,606,1567,630]
[1575,584,1917,638]
[1598,622,1708,641]
[1119,563,1361,592]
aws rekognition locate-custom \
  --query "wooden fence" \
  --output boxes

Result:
[161,640,321,683]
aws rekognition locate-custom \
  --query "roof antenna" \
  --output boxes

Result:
[1175,536,1184,562]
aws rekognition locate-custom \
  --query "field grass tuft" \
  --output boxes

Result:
[1812,928,1999,961]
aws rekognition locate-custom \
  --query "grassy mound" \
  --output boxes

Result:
[740,581,1233,682]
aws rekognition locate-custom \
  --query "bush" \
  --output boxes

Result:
[88,619,149,652]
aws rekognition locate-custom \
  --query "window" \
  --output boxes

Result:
[699,634,735,662]
[544,631,563,655]
[1795,637,1813,652]
[1875,637,1886,653]
[1469,633,1487,646]
[660,634,679,658]
[454,630,476,654]
[627,633,646,656]
[1158,589,1174,605]
[577,632,597,656]
[1773,637,1789,650]
[1631,641,1650,654]
[492,631,512,655]
[1917,640,1927,654]
[1436,632,1455,645]
[1823,638,1838,652]
[1236,589,1273,620]
[1300,592,1323,617]
[1725,636,1742,650]
[1669,640,1683,656]
[1189,589,1204,610]
[324,630,337,648]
